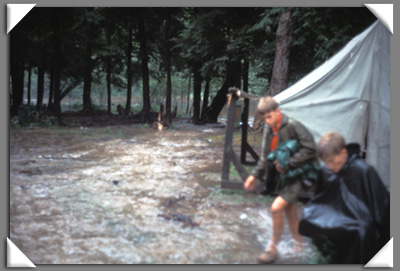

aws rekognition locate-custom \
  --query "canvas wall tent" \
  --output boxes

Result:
[273,20,390,189]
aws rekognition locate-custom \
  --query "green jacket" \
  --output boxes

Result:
[267,140,320,190]
[251,113,317,181]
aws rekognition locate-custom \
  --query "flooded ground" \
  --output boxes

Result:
[9,118,320,264]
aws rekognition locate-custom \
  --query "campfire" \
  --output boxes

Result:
[157,111,164,131]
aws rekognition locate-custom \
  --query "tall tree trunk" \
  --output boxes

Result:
[138,17,151,120]
[192,63,202,123]
[242,58,249,94]
[53,10,62,124]
[48,61,55,110]
[180,84,184,112]
[27,63,32,106]
[36,62,45,112]
[186,72,191,114]
[10,30,24,115]
[206,60,241,123]
[83,42,93,111]
[125,24,133,115]
[106,28,112,114]
[165,10,172,123]
[269,8,293,96]
[201,74,210,119]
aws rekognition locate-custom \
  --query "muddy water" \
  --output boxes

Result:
[10,120,319,264]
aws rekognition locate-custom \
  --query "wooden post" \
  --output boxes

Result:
[221,93,237,182]
[221,91,264,193]
[240,97,259,165]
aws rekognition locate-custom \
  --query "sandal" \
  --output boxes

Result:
[257,249,277,264]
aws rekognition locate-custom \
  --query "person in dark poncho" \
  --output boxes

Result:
[299,132,390,264]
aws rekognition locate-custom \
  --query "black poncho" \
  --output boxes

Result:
[299,144,390,264]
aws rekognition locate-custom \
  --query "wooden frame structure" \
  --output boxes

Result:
[221,88,264,193]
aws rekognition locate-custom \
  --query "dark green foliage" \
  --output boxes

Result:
[289,7,376,83]
[10,7,377,120]
[10,105,58,127]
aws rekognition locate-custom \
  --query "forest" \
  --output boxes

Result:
[10,7,376,126]
[9,7,383,264]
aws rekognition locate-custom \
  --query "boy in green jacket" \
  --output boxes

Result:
[244,96,317,263]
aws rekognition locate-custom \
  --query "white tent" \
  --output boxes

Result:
[274,20,390,189]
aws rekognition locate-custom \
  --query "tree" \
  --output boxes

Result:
[97,7,128,115]
[137,14,152,120]
[36,58,45,112]
[201,73,211,119]
[27,63,32,105]
[287,7,376,84]
[201,8,264,122]
[192,62,202,122]
[206,59,241,122]
[10,28,24,115]
[75,8,104,111]
[9,6,376,124]
[268,8,293,96]
[105,26,113,114]
[52,10,62,122]
[164,8,173,122]
[125,23,134,115]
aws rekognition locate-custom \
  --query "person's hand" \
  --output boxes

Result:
[274,160,288,174]
[244,175,256,191]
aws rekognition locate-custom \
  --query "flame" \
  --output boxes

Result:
[157,112,163,131]
[157,122,163,131]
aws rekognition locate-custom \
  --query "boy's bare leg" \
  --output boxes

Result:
[267,196,291,254]
[284,203,303,253]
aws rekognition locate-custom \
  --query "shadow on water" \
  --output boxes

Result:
[10,120,320,264]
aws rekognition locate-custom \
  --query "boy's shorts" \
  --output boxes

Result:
[278,179,302,204]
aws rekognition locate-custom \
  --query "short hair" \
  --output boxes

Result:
[317,132,346,160]
[256,96,279,115]
[252,96,279,130]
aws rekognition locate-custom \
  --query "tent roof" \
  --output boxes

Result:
[274,20,390,188]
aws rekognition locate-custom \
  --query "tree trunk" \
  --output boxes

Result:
[242,58,249,94]
[206,60,241,123]
[60,80,81,101]
[165,10,172,123]
[192,63,202,123]
[186,72,191,114]
[53,10,62,123]
[201,74,210,119]
[83,42,93,111]
[27,63,32,106]
[106,28,112,114]
[47,62,55,110]
[10,30,24,115]
[36,62,45,112]
[269,8,293,96]
[125,24,133,115]
[138,17,152,120]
